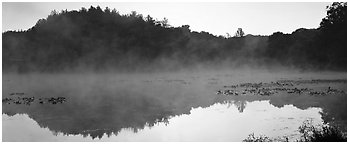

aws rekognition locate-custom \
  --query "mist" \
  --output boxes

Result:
[2,4,346,73]
[2,3,347,142]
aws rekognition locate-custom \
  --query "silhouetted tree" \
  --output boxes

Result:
[320,2,347,30]
[50,10,58,16]
[226,33,231,38]
[156,17,170,28]
[104,7,111,13]
[111,8,118,14]
[234,28,245,37]
[80,7,87,13]
[145,15,155,25]
[2,5,346,72]
[319,2,347,69]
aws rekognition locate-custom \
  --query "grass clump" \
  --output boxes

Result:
[243,133,274,142]
[243,120,347,142]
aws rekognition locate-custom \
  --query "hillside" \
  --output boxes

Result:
[2,3,347,72]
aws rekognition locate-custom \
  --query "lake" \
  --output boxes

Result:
[2,69,347,141]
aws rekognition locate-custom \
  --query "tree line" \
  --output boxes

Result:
[2,3,347,72]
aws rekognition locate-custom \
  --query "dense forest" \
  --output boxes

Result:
[2,2,347,72]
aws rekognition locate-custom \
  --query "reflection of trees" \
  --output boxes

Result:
[222,100,247,113]
[216,84,346,132]
[234,100,247,113]
[268,91,347,132]
[3,92,174,140]
[319,107,347,132]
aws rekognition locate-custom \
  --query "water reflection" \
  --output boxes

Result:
[219,100,247,113]
[3,93,174,140]
[2,72,346,141]
[234,100,247,113]
[3,100,323,141]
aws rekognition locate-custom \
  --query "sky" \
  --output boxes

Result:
[2,2,331,36]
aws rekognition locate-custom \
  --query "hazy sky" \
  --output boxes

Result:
[2,2,331,36]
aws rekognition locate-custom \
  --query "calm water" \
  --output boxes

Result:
[3,101,323,141]
[2,70,347,141]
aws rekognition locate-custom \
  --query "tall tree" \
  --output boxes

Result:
[234,28,245,37]
[319,2,347,69]
[320,2,347,30]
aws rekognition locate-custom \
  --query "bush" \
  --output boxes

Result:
[298,120,347,142]
[243,133,273,142]
[243,120,347,142]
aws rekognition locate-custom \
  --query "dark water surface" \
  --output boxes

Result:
[2,70,347,141]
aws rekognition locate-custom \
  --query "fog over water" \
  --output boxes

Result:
[2,69,347,141]
[2,2,347,142]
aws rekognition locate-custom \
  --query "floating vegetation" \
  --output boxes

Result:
[223,84,239,88]
[216,90,239,96]
[217,79,346,97]
[2,93,67,105]
[9,92,25,96]
[46,97,66,104]
[239,82,263,88]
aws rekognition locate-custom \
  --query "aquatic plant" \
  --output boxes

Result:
[243,133,274,142]
[243,120,347,142]
[297,120,347,142]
